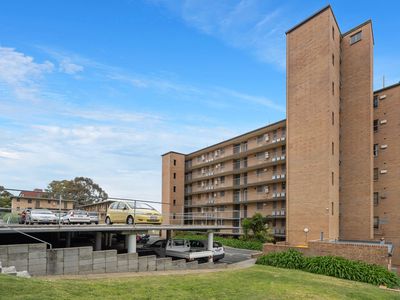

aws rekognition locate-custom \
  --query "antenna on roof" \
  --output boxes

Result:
[383,76,385,88]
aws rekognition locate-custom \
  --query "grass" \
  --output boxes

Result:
[174,232,264,251]
[0,266,399,300]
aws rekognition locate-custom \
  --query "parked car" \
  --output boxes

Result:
[54,212,67,223]
[62,210,91,224]
[25,209,58,225]
[105,201,163,225]
[88,212,99,224]
[189,240,225,261]
[19,209,31,224]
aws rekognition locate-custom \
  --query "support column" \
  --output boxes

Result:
[207,231,214,263]
[66,232,71,248]
[127,233,137,253]
[108,233,113,247]
[95,232,102,251]
[166,230,172,240]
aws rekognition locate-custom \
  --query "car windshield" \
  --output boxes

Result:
[31,210,53,214]
[74,210,87,214]
[88,212,98,216]
[126,201,156,210]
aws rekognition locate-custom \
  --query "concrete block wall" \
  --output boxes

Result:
[0,243,226,276]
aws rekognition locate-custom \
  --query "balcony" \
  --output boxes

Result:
[272,227,286,236]
[266,210,286,219]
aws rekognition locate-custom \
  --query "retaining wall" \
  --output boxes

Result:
[0,243,226,276]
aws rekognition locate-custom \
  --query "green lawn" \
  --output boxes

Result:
[1,266,399,299]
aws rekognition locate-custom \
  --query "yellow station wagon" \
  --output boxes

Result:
[105,200,162,225]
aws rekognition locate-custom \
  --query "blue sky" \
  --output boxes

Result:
[0,0,399,201]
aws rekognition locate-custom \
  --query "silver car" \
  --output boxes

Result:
[26,209,58,225]
[88,212,99,224]
[62,210,91,225]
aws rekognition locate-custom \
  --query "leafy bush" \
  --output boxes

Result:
[174,233,263,251]
[256,249,305,269]
[256,250,400,288]
[303,256,399,288]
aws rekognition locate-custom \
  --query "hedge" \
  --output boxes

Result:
[256,249,400,288]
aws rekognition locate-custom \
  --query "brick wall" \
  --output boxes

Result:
[263,240,390,268]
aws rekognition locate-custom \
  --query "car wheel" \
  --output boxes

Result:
[126,216,134,225]
[105,217,112,225]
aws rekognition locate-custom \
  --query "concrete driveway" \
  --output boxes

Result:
[218,247,261,264]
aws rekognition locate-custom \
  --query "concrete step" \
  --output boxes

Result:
[2,266,17,276]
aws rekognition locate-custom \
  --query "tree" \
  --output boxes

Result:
[241,213,274,243]
[0,186,13,208]
[45,177,108,206]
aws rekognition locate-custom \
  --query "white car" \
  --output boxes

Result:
[62,210,91,224]
[189,240,225,261]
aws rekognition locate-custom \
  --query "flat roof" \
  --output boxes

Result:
[11,196,75,202]
[0,224,234,234]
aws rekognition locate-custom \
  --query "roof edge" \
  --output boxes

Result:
[161,151,186,157]
[186,119,286,157]
[341,19,374,44]
[374,82,400,93]
[286,5,340,35]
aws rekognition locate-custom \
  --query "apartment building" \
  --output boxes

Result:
[162,5,400,263]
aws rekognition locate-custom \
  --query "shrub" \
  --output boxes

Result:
[256,250,400,288]
[256,249,305,269]
[2,213,20,224]
[303,256,400,288]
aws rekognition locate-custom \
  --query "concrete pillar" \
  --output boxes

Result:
[166,230,172,240]
[95,232,102,251]
[66,232,71,248]
[127,233,137,253]
[207,231,214,263]
[107,233,113,247]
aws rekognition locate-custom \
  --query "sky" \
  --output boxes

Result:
[0,0,399,201]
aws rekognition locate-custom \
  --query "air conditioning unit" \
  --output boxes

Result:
[380,120,387,125]
[281,155,286,160]
[201,168,205,174]
[264,187,269,193]
[272,211,276,216]
[380,170,388,174]
[380,145,388,149]
[201,182,205,187]
[273,192,277,198]
[281,137,286,141]
[272,157,276,162]
[265,152,269,159]
[216,163,220,169]
[272,139,276,143]
[277,138,281,142]
[281,174,286,179]
[276,174,281,179]
[272,175,276,179]
[265,134,269,142]
[281,192,286,197]
[380,95,387,100]
[276,157,281,161]
[215,150,219,157]
[201,155,205,161]
[215,180,218,185]
[214,193,217,198]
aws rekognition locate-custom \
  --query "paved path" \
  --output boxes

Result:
[219,247,261,264]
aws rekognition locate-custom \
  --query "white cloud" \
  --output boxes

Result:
[59,59,84,74]
[0,47,54,100]
[151,0,288,69]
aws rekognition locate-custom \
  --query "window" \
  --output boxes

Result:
[173,199,176,206]
[256,169,263,177]
[332,112,334,125]
[257,202,263,210]
[373,168,379,181]
[173,159,176,166]
[350,31,362,44]
[331,202,334,216]
[373,144,378,157]
[173,172,176,179]
[173,186,176,192]
[220,191,225,197]
[373,95,379,108]
[173,213,176,220]
[373,192,379,206]
[220,176,225,183]
[332,172,334,185]
[373,119,379,132]
[332,82,335,95]
[332,26,335,40]
[257,135,265,144]
[282,182,286,191]
[28,199,32,204]
[373,216,379,229]
[16,198,20,202]
[282,145,286,156]
[332,142,334,155]
[332,54,334,66]
[256,186,264,193]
